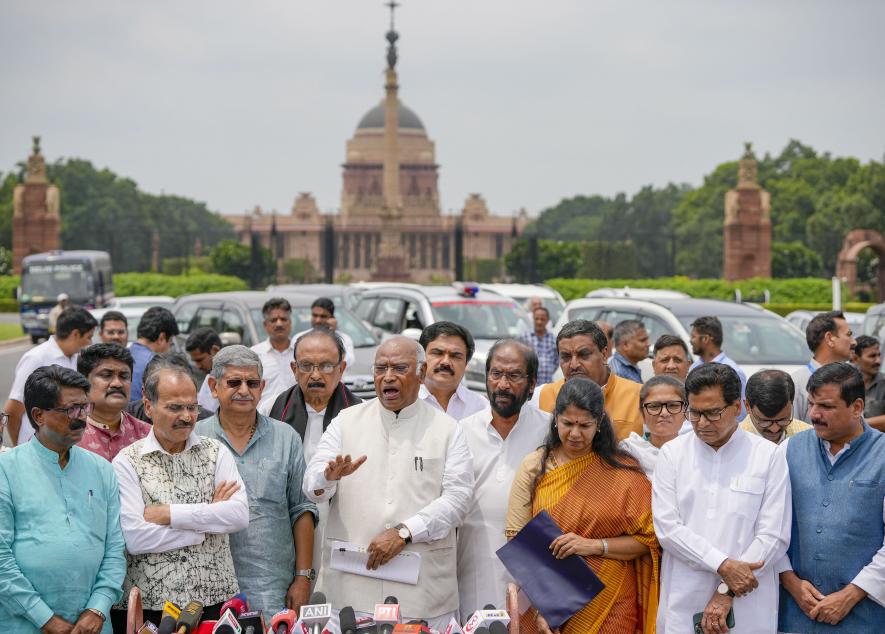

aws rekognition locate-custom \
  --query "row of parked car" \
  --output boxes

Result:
[95,282,885,399]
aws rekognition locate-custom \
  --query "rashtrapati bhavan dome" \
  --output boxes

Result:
[224,10,528,282]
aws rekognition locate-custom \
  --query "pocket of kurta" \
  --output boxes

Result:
[728,475,765,517]
[256,461,287,502]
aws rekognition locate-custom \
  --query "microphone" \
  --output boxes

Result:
[443,617,463,634]
[270,609,298,634]
[299,592,332,634]
[220,593,249,619]
[339,606,359,634]
[237,611,266,634]
[373,596,400,634]
[474,629,489,634]
[175,600,204,634]
[158,601,182,634]
[211,609,242,634]
[488,623,507,634]
[461,605,510,634]
[196,623,218,634]
[392,625,431,634]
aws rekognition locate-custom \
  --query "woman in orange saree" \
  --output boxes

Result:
[506,377,661,634]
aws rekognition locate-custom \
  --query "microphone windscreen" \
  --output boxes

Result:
[176,601,205,634]
[384,596,399,604]
[157,618,177,634]
[488,624,507,634]
[483,605,496,610]
[474,629,490,634]
[339,606,358,634]
[309,591,327,604]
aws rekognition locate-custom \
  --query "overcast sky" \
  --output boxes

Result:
[2,1,883,218]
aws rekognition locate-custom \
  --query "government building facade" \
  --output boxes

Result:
[224,17,527,282]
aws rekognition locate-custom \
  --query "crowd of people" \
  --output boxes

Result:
[0,298,882,633]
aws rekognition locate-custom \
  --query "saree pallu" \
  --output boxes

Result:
[520,452,661,634]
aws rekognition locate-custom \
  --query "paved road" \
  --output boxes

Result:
[0,341,30,447]
[0,312,21,325]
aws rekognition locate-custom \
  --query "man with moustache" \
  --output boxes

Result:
[457,339,548,617]
[252,297,298,411]
[609,319,651,384]
[292,298,356,370]
[0,365,125,633]
[653,363,791,634]
[739,369,811,445]
[126,352,215,424]
[129,306,179,402]
[418,321,488,420]
[533,319,643,441]
[652,334,692,382]
[851,335,885,431]
[110,358,249,629]
[520,307,558,385]
[77,343,152,462]
[791,310,856,422]
[778,362,885,632]
[197,346,318,616]
[304,336,474,631]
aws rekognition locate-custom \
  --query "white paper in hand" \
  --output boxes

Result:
[329,540,421,584]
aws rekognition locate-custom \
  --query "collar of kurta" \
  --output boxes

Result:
[378,397,422,422]
[139,427,202,456]
[693,424,748,454]
[29,435,71,465]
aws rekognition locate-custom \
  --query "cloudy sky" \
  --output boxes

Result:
[2,1,883,218]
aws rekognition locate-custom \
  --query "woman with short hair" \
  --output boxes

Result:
[620,375,690,478]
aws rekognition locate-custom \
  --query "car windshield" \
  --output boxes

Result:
[510,295,564,324]
[431,301,530,339]
[250,306,377,347]
[22,262,90,301]
[676,314,810,365]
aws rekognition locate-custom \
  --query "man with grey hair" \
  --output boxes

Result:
[125,351,215,424]
[608,319,650,384]
[196,345,318,616]
[110,358,249,629]
[304,336,474,631]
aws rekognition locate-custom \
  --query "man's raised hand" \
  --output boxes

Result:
[324,454,367,481]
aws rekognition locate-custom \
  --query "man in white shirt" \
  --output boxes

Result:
[653,363,791,634]
[418,321,488,420]
[791,311,855,422]
[185,327,222,412]
[252,297,297,411]
[457,339,548,618]
[110,358,249,628]
[304,336,474,632]
[4,306,97,446]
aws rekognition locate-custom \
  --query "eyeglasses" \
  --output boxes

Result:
[295,361,339,374]
[46,402,94,420]
[642,401,686,416]
[686,406,729,423]
[488,369,529,382]
[373,364,412,376]
[224,378,262,390]
[748,411,792,429]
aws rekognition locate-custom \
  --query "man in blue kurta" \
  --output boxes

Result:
[0,365,126,633]
[779,362,885,632]
[196,345,318,617]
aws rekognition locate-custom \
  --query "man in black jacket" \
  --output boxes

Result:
[268,328,362,456]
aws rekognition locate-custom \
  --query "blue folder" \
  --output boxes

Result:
[496,510,606,629]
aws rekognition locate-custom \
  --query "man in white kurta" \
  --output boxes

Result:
[653,363,791,634]
[303,336,473,632]
[457,340,549,617]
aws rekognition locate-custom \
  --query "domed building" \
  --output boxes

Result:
[226,14,527,282]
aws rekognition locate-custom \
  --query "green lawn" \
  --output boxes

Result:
[0,323,25,341]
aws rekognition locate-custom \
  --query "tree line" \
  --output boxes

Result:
[507,140,885,282]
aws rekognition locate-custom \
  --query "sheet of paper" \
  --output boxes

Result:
[329,540,422,585]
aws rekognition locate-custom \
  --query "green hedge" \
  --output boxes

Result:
[0,276,20,301]
[547,277,842,303]
[762,303,874,317]
[112,273,247,297]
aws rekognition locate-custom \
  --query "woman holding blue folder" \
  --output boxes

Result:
[506,377,661,633]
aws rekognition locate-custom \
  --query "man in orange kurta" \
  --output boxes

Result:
[532,319,643,441]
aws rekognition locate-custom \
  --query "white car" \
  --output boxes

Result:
[585,287,690,300]
[480,283,566,324]
[108,295,175,310]
[555,297,811,377]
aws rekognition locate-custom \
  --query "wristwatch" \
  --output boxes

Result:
[85,608,106,621]
[717,581,735,597]
[396,523,412,544]
[294,568,317,582]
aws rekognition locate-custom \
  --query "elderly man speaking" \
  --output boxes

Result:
[304,336,474,631]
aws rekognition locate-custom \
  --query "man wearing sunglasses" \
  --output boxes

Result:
[653,363,791,634]
[197,345,318,617]
[739,369,811,445]
[0,365,125,632]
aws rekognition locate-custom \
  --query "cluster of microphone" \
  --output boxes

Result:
[135,594,509,634]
